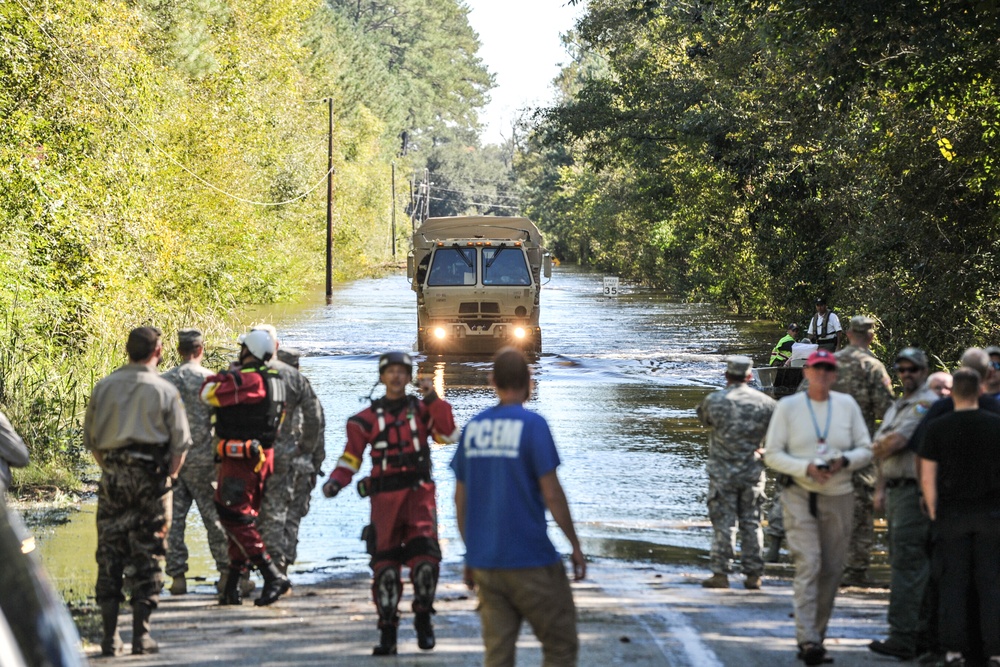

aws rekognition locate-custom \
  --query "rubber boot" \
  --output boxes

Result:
[99,602,124,657]
[415,612,435,650]
[130,601,158,655]
[219,566,243,606]
[372,625,397,656]
[253,557,291,607]
[764,537,782,563]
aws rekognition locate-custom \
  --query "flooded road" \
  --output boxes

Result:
[33,267,782,594]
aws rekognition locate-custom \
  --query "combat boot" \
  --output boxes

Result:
[701,573,729,588]
[130,601,158,655]
[415,612,435,650]
[99,601,124,657]
[219,566,243,605]
[168,576,186,595]
[240,571,256,596]
[372,625,397,656]
[744,575,762,590]
[764,538,782,563]
[253,556,291,607]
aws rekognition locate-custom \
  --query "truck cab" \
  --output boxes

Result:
[408,216,551,354]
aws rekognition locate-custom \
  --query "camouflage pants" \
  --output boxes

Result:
[765,491,785,539]
[258,456,294,565]
[707,476,765,576]
[165,464,230,577]
[95,455,171,607]
[282,458,318,565]
[845,464,876,575]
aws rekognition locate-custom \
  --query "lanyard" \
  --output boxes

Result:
[806,397,832,445]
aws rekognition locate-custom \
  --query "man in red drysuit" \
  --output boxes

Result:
[323,351,458,656]
[201,329,291,607]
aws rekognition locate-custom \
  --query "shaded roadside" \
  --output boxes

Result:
[82,560,900,666]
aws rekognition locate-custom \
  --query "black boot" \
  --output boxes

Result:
[130,601,158,655]
[219,565,243,605]
[253,556,290,607]
[372,625,397,656]
[415,612,435,650]
[99,602,124,657]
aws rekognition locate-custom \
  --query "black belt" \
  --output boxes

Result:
[885,478,918,489]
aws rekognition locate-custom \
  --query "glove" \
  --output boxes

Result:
[322,479,342,498]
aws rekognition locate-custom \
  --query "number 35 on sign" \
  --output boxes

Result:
[603,276,619,297]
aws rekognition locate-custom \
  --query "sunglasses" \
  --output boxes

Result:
[809,364,837,372]
[894,365,919,374]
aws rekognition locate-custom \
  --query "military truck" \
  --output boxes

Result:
[407,215,552,354]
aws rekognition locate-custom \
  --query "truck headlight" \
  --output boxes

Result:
[433,327,447,340]
[513,327,526,339]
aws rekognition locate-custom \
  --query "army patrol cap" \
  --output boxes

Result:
[177,328,204,349]
[725,355,753,376]
[848,315,875,333]
[895,347,928,369]
[985,345,1000,358]
[277,347,301,369]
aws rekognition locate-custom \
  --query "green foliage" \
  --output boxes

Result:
[520,0,1000,360]
[0,0,488,477]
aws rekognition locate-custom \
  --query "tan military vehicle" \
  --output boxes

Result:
[407,216,552,354]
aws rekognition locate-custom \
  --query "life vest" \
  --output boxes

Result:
[811,312,836,340]
[770,334,796,365]
[210,364,285,446]
[368,395,431,481]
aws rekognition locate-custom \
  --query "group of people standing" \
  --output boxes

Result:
[82,326,585,665]
[701,305,1000,667]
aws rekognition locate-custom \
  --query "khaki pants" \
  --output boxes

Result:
[473,561,578,667]
[782,484,853,646]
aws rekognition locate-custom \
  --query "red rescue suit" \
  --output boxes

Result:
[328,392,456,628]
[202,364,285,567]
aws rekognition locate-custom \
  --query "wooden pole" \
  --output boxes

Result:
[325,98,334,303]
[391,161,397,257]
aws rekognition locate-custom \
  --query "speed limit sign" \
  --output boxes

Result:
[603,276,619,297]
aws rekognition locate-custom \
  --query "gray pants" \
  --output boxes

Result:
[886,482,931,647]
[783,484,853,646]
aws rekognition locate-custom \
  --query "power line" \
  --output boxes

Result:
[426,195,520,211]
[14,0,332,207]
[429,184,521,203]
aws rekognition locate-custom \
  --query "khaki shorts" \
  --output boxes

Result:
[473,560,578,667]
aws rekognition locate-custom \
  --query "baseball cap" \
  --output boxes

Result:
[806,349,838,368]
[895,347,928,369]
[726,355,753,376]
[848,315,875,333]
[787,323,800,332]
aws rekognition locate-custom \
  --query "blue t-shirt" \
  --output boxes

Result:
[450,403,561,569]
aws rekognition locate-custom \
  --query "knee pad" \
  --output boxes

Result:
[410,560,438,613]
[372,565,402,626]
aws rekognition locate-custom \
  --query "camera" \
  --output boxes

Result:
[813,458,830,471]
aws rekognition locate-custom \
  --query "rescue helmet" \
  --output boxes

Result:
[242,329,276,362]
[379,351,413,378]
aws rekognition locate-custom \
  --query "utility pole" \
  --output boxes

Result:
[325,98,334,303]
[391,161,396,257]
[422,168,430,222]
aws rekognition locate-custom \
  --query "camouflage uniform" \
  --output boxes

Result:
[163,360,230,578]
[803,344,894,580]
[257,356,324,571]
[697,382,777,577]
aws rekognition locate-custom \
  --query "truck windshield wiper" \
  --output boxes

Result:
[485,248,505,269]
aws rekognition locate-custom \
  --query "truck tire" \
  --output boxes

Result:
[532,332,543,354]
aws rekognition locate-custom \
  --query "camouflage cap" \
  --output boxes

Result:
[848,315,875,333]
[726,355,753,376]
[986,346,1000,358]
[177,328,204,348]
[277,347,301,369]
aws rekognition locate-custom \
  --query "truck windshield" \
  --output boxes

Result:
[482,247,531,286]
[427,247,477,286]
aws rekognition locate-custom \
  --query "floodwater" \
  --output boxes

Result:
[31,266,783,595]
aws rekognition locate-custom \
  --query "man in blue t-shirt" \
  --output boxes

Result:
[451,347,586,667]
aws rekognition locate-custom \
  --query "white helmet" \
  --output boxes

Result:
[242,329,275,362]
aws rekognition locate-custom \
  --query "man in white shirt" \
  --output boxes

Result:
[807,298,843,352]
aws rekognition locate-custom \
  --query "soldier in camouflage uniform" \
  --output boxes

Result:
[800,315,893,587]
[253,328,325,575]
[266,348,326,570]
[84,327,191,656]
[162,329,230,595]
[697,355,777,590]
